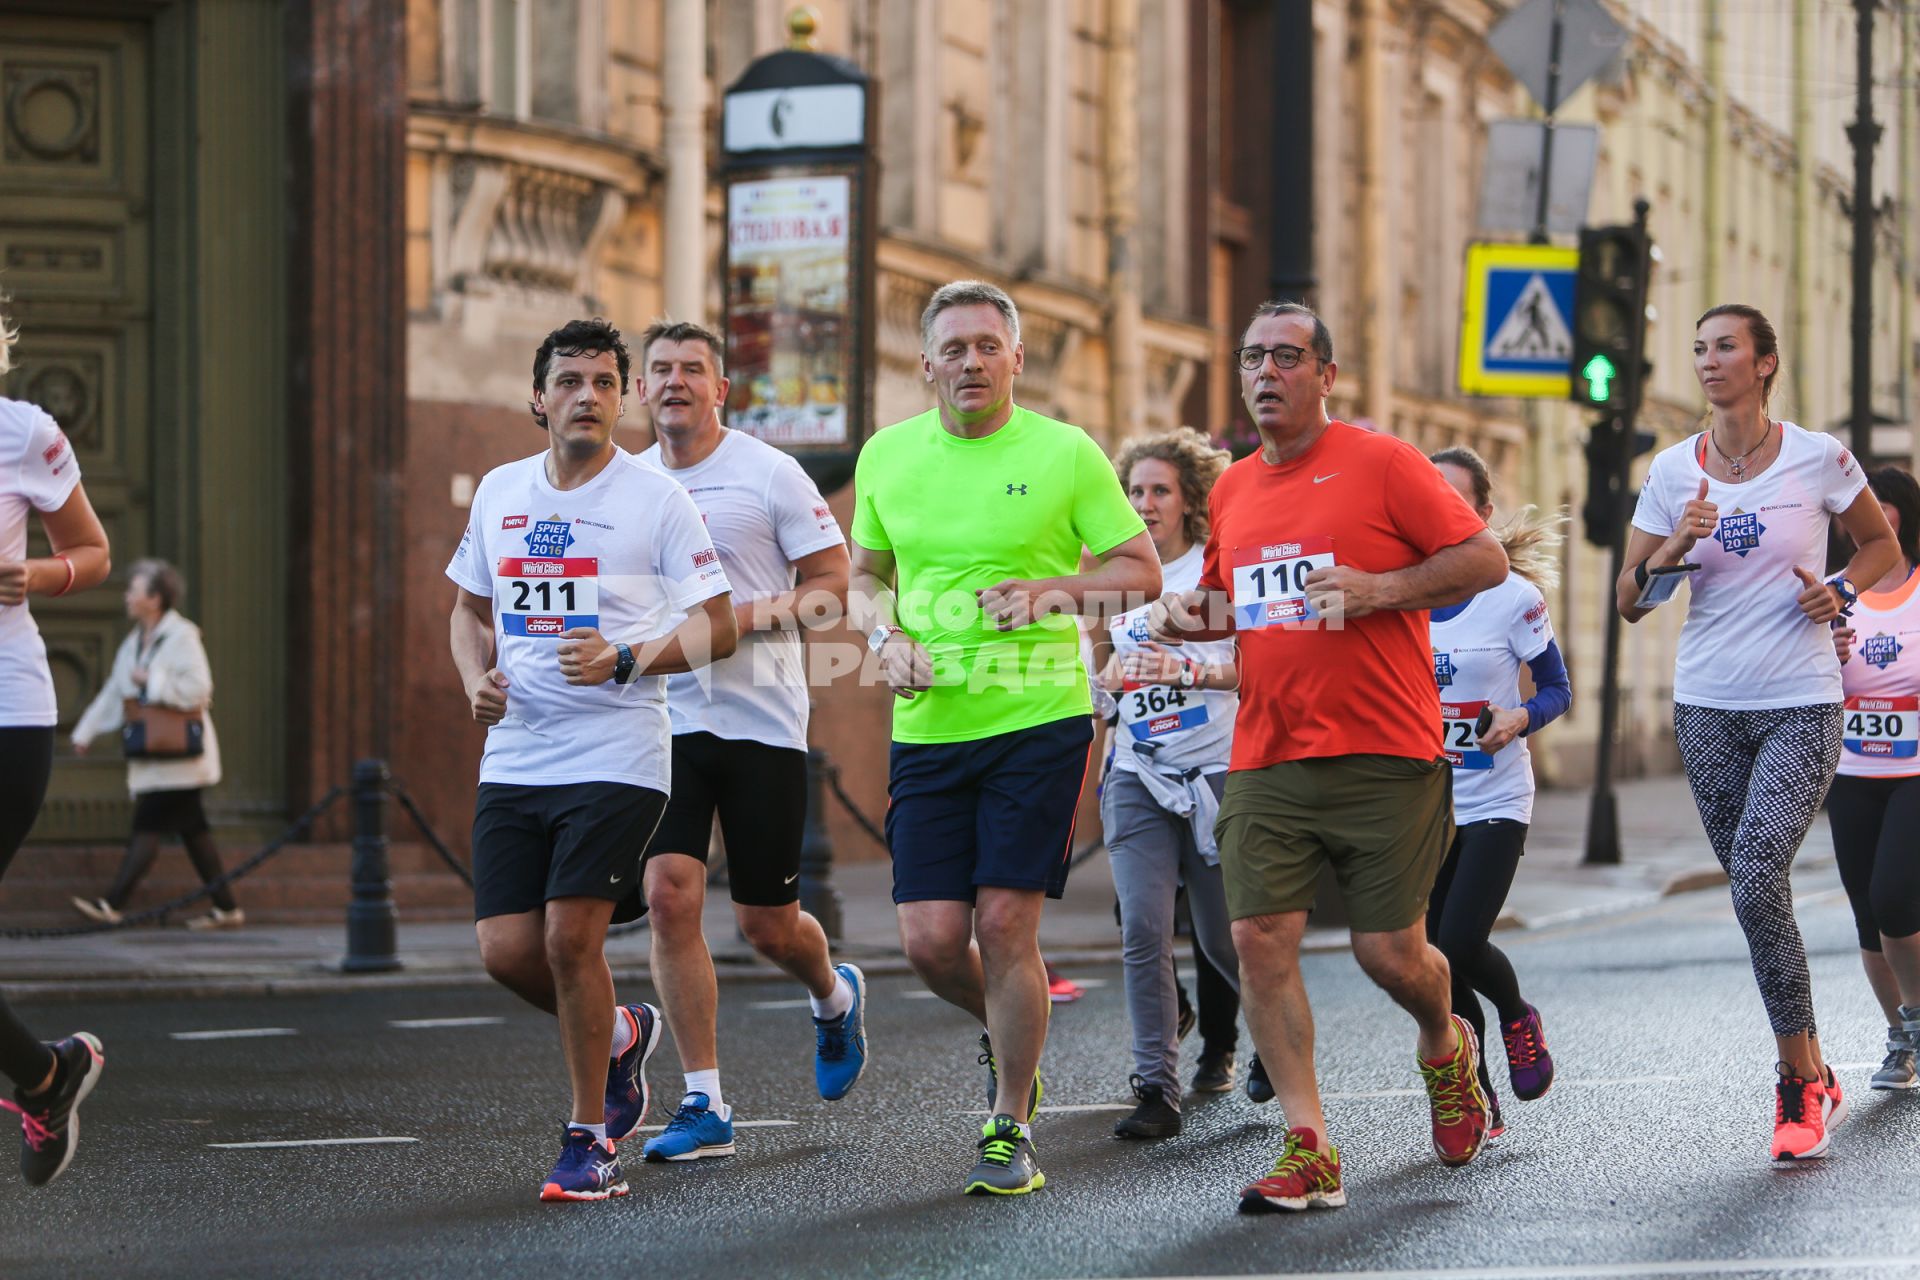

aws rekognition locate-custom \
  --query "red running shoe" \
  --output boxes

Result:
[1772,1064,1847,1160]
[1045,965,1084,1004]
[1418,1013,1490,1166]
[1238,1126,1345,1213]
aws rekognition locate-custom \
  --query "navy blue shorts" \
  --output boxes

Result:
[885,715,1095,904]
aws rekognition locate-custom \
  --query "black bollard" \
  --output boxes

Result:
[798,749,844,941]
[341,758,402,972]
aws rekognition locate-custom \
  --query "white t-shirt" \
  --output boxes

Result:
[1431,573,1554,825]
[1631,422,1867,710]
[1105,543,1237,774]
[1,399,80,728]
[1837,568,1920,779]
[634,431,844,751]
[445,447,731,791]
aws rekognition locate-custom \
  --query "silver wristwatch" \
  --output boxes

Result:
[868,624,901,655]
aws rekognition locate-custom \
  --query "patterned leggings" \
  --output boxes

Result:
[1674,702,1842,1038]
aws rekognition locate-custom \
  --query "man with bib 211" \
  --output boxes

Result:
[446,318,737,1201]
[1149,303,1508,1213]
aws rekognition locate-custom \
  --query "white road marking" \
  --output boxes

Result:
[388,1017,505,1029]
[959,1104,1132,1116]
[170,1028,297,1041]
[749,999,815,1010]
[1075,1260,1920,1280]
[209,1137,418,1150]
[901,990,942,1000]
[631,1119,797,1133]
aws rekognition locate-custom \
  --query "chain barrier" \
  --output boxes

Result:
[819,758,887,850]
[0,786,348,941]
[387,781,475,889]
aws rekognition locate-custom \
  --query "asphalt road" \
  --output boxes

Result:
[2,862,1916,1280]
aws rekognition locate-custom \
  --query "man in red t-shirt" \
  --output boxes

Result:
[1151,303,1508,1213]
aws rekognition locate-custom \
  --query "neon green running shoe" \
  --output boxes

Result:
[964,1114,1044,1196]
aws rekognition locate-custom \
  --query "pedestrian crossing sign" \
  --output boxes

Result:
[1457,241,1579,397]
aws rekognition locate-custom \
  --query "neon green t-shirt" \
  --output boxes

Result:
[852,405,1146,743]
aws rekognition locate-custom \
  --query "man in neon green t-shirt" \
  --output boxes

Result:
[848,280,1159,1195]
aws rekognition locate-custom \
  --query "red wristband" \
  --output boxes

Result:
[51,554,75,597]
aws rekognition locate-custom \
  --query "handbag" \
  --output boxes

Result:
[121,698,205,758]
[117,633,205,758]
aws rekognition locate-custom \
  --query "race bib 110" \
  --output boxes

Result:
[495,557,600,637]
[1843,695,1919,759]
[1230,538,1334,629]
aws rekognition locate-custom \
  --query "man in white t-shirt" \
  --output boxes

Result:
[629,320,865,1163]
[445,318,737,1202]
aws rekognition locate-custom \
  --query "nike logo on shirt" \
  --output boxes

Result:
[1313,473,1339,484]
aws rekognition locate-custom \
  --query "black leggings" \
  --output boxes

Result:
[1190,929,1239,1057]
[105,789,235,912]
[1426,818,1530,1106]
[1825,772,1920,951]
[0,728,58,1089]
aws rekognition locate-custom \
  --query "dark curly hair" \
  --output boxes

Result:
[1868,466,1920,569]
[530,317,630,430]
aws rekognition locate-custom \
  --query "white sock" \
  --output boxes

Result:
[609,1005,637,1059]
[810,971,854,1022]
[571,1121,609,1144]
[684,1070,729,1120]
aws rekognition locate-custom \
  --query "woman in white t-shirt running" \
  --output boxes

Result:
[0,304,112,1186]
[1618,303,1899,1162]
[1824,466,1920,1090]
[1426,447,1571,1142]
[1092,427,1240,1140]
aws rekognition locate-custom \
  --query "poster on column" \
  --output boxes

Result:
[724,175,853,448]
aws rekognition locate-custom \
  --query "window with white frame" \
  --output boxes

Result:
[444,0,597,126]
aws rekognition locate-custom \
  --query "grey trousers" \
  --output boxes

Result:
[1102,768,1240,1093]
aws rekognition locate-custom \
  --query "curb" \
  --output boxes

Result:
[4,859,1767,1004]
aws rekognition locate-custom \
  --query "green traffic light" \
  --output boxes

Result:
[1583,353,1617,403]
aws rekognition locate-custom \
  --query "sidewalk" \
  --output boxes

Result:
[0,772,1821,1002]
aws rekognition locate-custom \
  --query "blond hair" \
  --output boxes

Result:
[1429,445,1565,589]
[1111,427,1232,548]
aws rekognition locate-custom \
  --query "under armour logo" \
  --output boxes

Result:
[1006,483,1028,495]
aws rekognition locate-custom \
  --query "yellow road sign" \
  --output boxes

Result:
[1457,241,1579,397]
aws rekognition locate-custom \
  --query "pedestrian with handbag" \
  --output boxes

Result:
[69,557,240,930]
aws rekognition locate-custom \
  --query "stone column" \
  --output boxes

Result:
[663,0,708,322]
[285,0,408,805]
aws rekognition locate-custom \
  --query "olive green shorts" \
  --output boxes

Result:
[1214,754,1452,932]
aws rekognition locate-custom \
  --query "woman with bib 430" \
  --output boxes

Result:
[1617,303,1898,1162]
[1825,465,1920,1091]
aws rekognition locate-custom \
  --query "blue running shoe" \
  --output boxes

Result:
[605,1003,663,1142]
[539,1126,628,1202]
[642,1092,736,1162]
[815,963,868,1101]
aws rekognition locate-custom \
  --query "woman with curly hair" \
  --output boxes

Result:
[1093,427,1240,1139]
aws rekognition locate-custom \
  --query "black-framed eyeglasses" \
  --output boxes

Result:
[1234,343,1317,372]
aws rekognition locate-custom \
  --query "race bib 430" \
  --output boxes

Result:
[1230,538,1334,629]
[1844,695,1919,759]
[495,557,600,637]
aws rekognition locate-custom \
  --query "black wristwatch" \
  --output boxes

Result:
[612,642,636,685]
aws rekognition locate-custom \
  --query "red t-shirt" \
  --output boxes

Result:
[1199,421,1490,770]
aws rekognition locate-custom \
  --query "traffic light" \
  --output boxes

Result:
[1582,417,1659,548]
[1570,222,1654,413]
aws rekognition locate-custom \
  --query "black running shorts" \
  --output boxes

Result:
[645,731,809,908]
[471,781,667,921]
